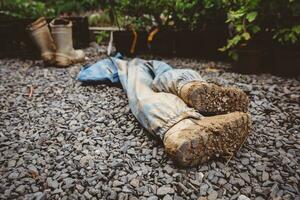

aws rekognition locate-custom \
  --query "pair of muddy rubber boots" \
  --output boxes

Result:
[164,82,251,167]
[27,17,85,67]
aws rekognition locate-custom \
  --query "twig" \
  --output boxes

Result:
[28,86,34,98]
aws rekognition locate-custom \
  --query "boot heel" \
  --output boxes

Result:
[50,18,85,67]
[55,54,72,67]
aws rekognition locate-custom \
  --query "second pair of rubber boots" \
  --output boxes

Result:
[164,81,251,167]
[28,17,85,67]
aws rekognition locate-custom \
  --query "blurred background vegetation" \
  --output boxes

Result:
[1,0,299,59]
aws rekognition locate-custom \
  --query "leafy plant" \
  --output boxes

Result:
[45,0,100,15]
[220,0,300,60]
[274,25,300,44]
[170,0,224,31]
[88,10,112,27]
[0,0,55,19]
[114,0,225,31]
[219,0,261,60]
[95,31,110,44]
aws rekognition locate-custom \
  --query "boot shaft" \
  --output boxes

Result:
[27,17,56,63]
[50,19,74,54]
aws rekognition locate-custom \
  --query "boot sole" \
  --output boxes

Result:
[188,83,249,115]
[55,54,85,67]
[172,112,251,167]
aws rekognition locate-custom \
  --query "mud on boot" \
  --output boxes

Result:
[180,82,249,115]
[50,18,85,67]
[164,112,251,167]
[27,17,56,65]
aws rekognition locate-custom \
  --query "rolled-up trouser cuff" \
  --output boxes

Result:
[156,109,203,140]
[152,69,206,96]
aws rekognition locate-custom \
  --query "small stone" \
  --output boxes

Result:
[8,172,19,179]
[157,186,174,196]
[47,178,59,189]
[196,172,204,182]
[31,185,39,192]
[207,190,218,200]
[270,183,279,198]
[241,158,250,165]
[147,196,158,200]
[122,185,132,193]
[164,165,173,174]
[113,180,124,187]
[238,194,251,200]
[236,178,245,187]
[28,165,39,175]
[200,183,209,195]
[130,178,139,188]
[218,178,227,186]
[84,191,93,199]
[15,185,25,194]
[163,194,173,200]
[129,196,139,200]
[34,192,47,200]
[240,173,251,183]
[7,160,16,167]
[109,190,118,199]
[262,171,269,181]
[76,184,85,193]
[63,178,74,189]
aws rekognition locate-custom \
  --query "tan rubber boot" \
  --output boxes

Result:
[180,82,249,115]
[49,18,85,67]
[164,112,251,167]
[27,17,56,64]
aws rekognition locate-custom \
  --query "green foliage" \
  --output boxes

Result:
[95,31,110,44]
[220,0,300,59]
[46,0,100,15]
[1,0,299,59]
[0,0,55,19]
[88,11,112,27]
[0,0,104,19]
[114,0,224,31]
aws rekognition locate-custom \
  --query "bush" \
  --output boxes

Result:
[0,0,104,19]
[114,0,225,31]
[220,0,300,60]
[0,0,55,19]
[1,0,299,59]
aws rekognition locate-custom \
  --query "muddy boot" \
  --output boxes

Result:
[180,82,249,115]
[27,17,56,64]
[50,18,85,67]
[164,112,251,167]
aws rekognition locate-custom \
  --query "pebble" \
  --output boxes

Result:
[147,196,158,200]
[262,171,269,181]
[200,183,209,196]
[208,190,218,200]
[130,179,140,188]
[240,173,251,183]
[238,195,251,200]
[157,186,174,196]
[15,185,25,194]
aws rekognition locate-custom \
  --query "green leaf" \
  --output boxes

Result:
[242,32,251,40]
[292,25,300,34]
[252,25,261,34]
[229,51,239,61]
[246,11,257,22]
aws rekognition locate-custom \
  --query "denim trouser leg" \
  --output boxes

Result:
[115,58,203,140]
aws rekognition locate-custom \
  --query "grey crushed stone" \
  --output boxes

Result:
[0,46,299,199]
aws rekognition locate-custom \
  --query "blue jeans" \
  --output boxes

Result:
[78,58,205,140]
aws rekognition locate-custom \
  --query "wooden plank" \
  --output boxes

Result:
[89,27,125,31]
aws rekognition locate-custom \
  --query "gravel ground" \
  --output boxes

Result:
[0,46,299,200]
